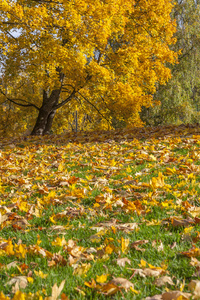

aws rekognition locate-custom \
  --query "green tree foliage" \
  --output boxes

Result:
[141,0,200,126]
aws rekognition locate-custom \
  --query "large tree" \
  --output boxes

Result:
[0,0,177,135]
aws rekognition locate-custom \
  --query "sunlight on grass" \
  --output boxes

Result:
[0,125,200,299]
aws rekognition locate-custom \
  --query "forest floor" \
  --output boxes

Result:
[0,124,200,299]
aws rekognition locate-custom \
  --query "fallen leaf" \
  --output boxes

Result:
[188,280,200,299]
[0,212,8,224]
[116,257,131,267]
[154,276,174,287]
[190,257,200,268]
[5,261,18,270]
[145,295,162,300]
[180,245,200,257]
[171,217,194,227]
[100,282,119,295]
[110,277,134,291]
[121,237,129,253]
[73,263,91,276]
[6,276,28,293]
[131,267,165,278]
[34,270,48,279]
[96,274,109,283]
[47,280,65,300]
[51,236,67,247]
[48,254,68,267]
[131,240,149,252]
[162,291,191,300]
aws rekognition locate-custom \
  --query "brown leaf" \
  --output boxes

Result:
[48,254,68,267]
[116,258,131,267]
[152,240,164,252]
[7,276,28,293]
[145,295,162,300]
[162,291,191,300]
[170,242,177,249]
[171,217,194,227]
[100,282,119,295]
[0,212,8,224]
[131,240,149,252]
[132,268,165,278]
[110,277,134,291]
[188,280,200,299]
[5,261,19,270]
[180,245,200,257]
[154,276,174,287]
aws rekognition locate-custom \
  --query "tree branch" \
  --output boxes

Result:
[76,92,111,124]
[0,89,40,110]
[55,89,76,109]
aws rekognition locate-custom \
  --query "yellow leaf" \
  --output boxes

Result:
[12,291,27,300]
[121,237,129,253]
[139,259,147,268]
[15,243,27,259]
[34,270,48,279]
[73,263,91,276]
[49,216,57,224]
[52,236,66,247]
[84,278,96,288]
[96,274,109,283]
[105,244,114,255]
[27,277,34,283]
[0,292,10,300]
[130,286,140,294]
[37,234,42,246]
[58,163,64,172]
[126,166,132,173]
[4,239,15,256]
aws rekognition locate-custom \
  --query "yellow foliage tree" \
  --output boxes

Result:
[0,0,177,135]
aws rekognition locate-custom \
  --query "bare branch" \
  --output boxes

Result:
[76,92,110,123]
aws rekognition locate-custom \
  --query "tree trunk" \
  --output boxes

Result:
[31,89,60,135]
[43,110,56,135]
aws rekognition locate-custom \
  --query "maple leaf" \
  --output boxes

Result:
[96,274,109,283]
[46,280,65,300]
[150,172,165,190]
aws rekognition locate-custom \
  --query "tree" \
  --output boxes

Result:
[141,0,200,126]
[0,0,177,136]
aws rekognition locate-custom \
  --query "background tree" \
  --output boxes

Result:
[141,0,200,126]
[0,0,177,136]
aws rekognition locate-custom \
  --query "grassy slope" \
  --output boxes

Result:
[0,124,200,299]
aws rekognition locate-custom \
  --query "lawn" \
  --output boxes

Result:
[0,124,200,300]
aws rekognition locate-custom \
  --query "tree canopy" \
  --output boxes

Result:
[0,0,177,135]
[141,0,200,126]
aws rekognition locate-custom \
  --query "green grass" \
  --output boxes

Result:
[0,126,200,299]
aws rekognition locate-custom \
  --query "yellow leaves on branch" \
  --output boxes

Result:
[1,0,178,131]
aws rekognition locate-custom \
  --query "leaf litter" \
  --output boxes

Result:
[0,124,200,298]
